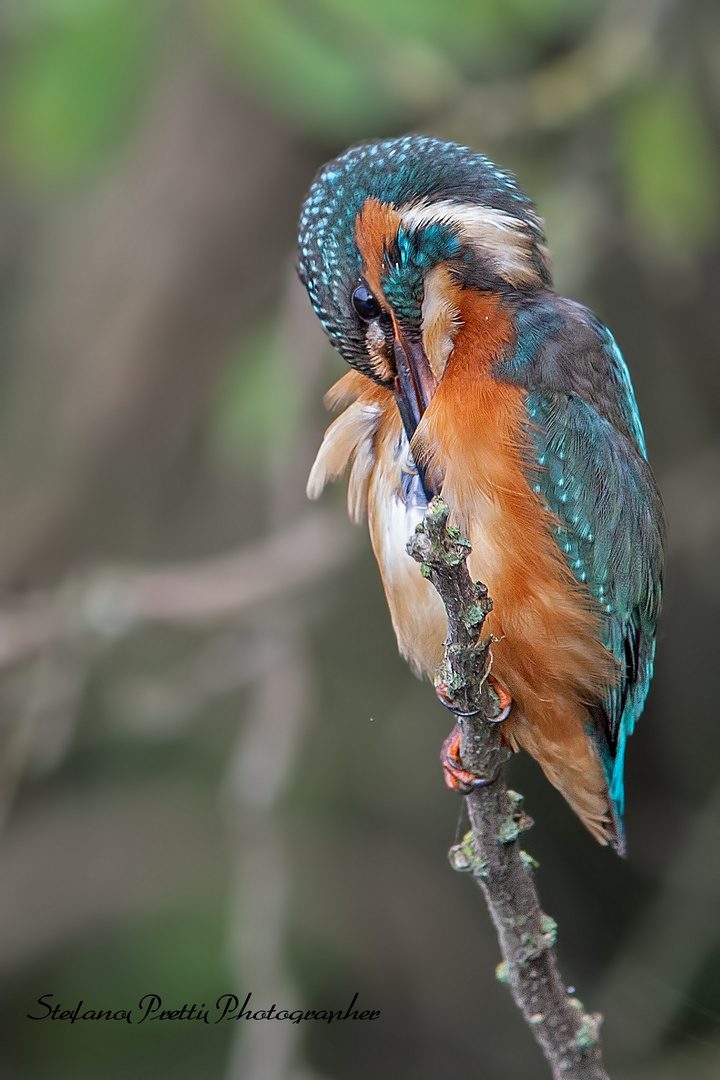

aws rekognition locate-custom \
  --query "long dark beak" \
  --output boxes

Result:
[391,321,438,499]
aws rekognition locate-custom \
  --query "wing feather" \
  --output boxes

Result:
[499,295,666,823]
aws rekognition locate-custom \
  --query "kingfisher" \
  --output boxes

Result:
[297,136,664,854]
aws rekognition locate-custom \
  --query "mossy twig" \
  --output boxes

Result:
[407,496,609,1080]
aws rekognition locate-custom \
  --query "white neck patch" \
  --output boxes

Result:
[399,198,548,288]
[420,264,461,380]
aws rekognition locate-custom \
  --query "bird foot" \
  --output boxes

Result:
[435,674,512,722]
[441,725,501,793]
[439,676,511,793]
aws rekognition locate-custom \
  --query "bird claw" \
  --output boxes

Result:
[487,676,512,723]
[435,674,512,722]
[439,674,511,792]
[435,679,480,717]
[441,725,499,793]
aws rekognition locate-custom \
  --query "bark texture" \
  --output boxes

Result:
[407,496,610,1080]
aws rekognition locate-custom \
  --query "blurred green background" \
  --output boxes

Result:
[0,0,718,1077]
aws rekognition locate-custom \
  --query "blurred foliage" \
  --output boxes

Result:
[1,0,718,262]
[0,0,159,185]
[202,0,601,136]
[616,77,720,256]
[0,0,718,1079]
[1,908,231,1080]
[210,315,306,470]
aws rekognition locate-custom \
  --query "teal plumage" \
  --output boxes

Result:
[500,297,665,840]
[299,135,665,852]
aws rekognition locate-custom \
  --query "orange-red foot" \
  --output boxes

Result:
[487,675,512,723]
[435,680,477,716]
[442,725,503,792]
[439,676,512,793]
[441,726,483,793]
[435,674,512,722]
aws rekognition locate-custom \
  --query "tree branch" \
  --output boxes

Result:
[407,497,610,1080]
[0,510,352,670]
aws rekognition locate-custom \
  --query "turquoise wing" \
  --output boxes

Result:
[524,383,664,826]
[498,296,665,837]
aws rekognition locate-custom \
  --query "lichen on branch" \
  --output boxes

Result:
[407,496,610,1080]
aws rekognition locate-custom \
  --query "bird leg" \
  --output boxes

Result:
[438,675,511,793]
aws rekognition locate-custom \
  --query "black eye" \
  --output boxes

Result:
[351,284,380,321]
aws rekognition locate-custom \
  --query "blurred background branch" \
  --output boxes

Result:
[0,509,352,668]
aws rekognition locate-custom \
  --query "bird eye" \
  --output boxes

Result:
[351,285,380,321]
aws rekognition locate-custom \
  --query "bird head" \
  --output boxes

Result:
[298,136,551,483]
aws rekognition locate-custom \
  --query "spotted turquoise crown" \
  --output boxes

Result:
[297,135,550,368]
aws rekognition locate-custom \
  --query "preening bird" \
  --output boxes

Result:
[297,136,664,854]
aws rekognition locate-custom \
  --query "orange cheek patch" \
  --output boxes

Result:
[354,198,402,303]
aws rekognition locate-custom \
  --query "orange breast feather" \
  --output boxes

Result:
[309,294,619,843]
